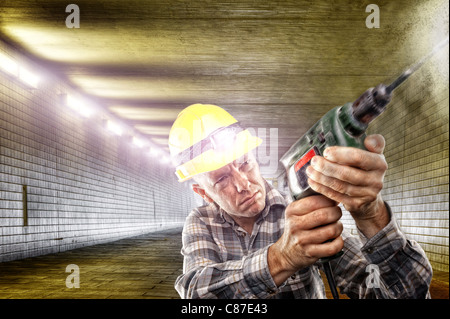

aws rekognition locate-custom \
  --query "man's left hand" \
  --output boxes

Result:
[306,134,390,237]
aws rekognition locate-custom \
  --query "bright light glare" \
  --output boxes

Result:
[66,95,81,109]
[148,147,161,157]
[18,67,39,88]
[211,128,238,152]
[66,95,94,118]
[160,154,176,166]
[1,52,39,88]
[0,52,19,76]
[132,136,145,148]
[161,155,171,164]
[106,120,123,136]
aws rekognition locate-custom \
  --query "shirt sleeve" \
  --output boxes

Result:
[333,203,433,299]
[174,211,279,299]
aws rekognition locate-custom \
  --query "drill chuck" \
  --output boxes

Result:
[352,84,392,125]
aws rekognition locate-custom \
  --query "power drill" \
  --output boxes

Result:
[279,37,449,299]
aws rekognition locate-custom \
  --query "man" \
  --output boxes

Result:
[169,103,432,299]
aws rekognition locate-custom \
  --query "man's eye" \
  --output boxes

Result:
[240,160,250,170]
[215,176,228,185]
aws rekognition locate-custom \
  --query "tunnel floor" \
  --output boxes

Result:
[0,228,448,299]
[0,228,184,299]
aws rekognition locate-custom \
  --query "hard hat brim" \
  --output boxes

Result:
[175,130,262,182]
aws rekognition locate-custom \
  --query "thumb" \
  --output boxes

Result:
[364,134,385,154]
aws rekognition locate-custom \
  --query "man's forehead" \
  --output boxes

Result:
[205,152,252,178]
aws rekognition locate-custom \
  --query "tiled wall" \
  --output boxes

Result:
[0,41,196,262]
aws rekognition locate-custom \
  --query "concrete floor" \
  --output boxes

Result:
[0,228,448,299]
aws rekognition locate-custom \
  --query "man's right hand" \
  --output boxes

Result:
[268,195,344,286]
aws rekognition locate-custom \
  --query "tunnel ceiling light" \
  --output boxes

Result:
[0,52,39,89]
[148,147,161,157]
[66,94,95,118]
[18,66,39,89]
[132,136,146,148]
[161,155,171,164]
[0,52,19,76]
[106,120,123,136]
[161,154,176,166]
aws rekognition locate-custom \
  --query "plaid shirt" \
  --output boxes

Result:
[175,182,432,299]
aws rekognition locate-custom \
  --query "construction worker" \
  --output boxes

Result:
[169,103,432,299]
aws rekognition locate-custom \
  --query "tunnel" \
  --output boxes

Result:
[0,0,448,306]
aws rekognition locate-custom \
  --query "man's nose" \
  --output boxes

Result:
[233,171,250,193]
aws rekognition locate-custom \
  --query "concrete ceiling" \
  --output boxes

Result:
[1,0,448,179]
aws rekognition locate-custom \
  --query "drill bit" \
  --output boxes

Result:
[353,36,449,126]
[387,36,449,94]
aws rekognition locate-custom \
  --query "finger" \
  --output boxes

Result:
[308,156,377,187]
[286,194,337,217]
[364,134,386,155]
[306,164,383,196]
[307,235,344,259]
[308,177,350,204]
[298,206,342,230]
[297,222,343,253]
[308,178,376,212]
[322,147,387,172]
[310,221,343,244]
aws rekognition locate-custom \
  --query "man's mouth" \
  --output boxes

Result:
[240,191,259,206]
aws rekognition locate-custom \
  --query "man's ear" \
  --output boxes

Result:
[192,184,214,203]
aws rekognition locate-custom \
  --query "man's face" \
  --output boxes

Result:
[194,152,267,220]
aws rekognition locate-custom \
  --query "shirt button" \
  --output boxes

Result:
[290,274,296,279]
[366,247,374,254]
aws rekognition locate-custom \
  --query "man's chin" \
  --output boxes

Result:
[243,198,266,217]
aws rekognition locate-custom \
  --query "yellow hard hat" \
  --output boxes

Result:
[169,104,263,182]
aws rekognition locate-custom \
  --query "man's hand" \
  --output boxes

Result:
[306,134,390,237]
[268,195,344,286]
